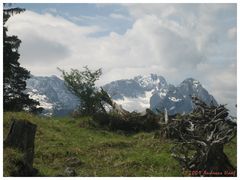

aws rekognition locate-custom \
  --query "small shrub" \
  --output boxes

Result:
[92,112,160,133]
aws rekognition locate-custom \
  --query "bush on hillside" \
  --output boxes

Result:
[92,109,161,133]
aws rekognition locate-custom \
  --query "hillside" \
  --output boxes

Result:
[3,112,236,177]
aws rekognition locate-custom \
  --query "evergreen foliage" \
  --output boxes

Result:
[3,4,41,113]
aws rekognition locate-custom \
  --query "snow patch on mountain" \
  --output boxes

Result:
[26,75,79,116]
[27,88,54,116]
[134,74,167,91]
[168,96,182,102]
[114,90,153,112]
[28,89,53,110]
[169,106,176,111]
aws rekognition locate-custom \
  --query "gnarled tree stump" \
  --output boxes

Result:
[4,119,37,176]
[169,97,237,177]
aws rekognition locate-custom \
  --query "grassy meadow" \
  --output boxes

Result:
[3,112,237,177]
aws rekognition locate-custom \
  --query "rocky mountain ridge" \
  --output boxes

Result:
[103,74,217,115]
[26,74,217,116]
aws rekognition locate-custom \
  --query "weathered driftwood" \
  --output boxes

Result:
[167,97,236,176]
[4,119,37,176]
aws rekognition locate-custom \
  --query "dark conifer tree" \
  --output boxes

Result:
[3,4,41,113]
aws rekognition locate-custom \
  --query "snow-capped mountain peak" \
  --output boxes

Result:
[134,74,167,91]
[103,74,217,115]
[26,74,217,116]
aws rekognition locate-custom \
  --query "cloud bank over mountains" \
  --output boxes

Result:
[6,4,236,115]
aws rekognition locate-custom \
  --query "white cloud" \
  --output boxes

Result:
[6,10,102,74]
[6,4,237,115]
[109,13,131,20]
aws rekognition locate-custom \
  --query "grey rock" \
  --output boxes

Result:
[64,167,77,176]
[66,157,83,167]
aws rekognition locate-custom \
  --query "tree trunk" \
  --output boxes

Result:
[203,144,236,176]
[4,119,37,176]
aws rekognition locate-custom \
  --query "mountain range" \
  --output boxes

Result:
[26,75,79,116]
[103,74,217,115]
[26,74,217,116]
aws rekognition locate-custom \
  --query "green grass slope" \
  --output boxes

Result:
[3,112,236,177]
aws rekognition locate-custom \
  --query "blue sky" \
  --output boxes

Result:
[6,3,237,115]
[16,3,134,36]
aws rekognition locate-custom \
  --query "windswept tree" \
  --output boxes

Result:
[59,66,112,115]
[3,4,41,112]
